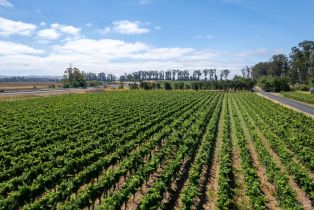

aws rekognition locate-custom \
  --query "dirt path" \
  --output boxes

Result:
[233,98,280,210]
[203,95,226,210]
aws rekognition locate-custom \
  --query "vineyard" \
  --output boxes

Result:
[0,91,313,210]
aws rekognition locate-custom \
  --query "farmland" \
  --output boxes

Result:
[0,82,61,91]
[0,91,313,210]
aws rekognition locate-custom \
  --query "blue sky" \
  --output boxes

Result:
[0,0,313,76]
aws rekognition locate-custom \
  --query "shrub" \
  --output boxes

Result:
[191,82,199,90]
[118,82,124,89]
[294,84,310,91]
[184,84,191,90]
[164,82,172,90]
[63,83,70,88]
[258,76,289,92]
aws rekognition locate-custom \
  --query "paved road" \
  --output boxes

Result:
[254,88,314,116]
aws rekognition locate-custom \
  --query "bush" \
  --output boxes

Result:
[257,76,273,92]
[184,84,191,90]
[294,84,310,91]
[164,82,172,90]
[258,76,289,92]
[310,87,314,94]
[129,83,139,90]
[63,83,70,88]
[87,80,102,87]
[191,82,199,90]
[274,77,290,92]
[118,82,124,89]
[173,82,184,90]
[140,81,156,90]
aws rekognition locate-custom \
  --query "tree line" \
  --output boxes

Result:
[129,77,255,91]
[62,67,117,88]
[119,69,232,81]
[63,40,314,91]
[62,66,236,88]
[251,40,314,85]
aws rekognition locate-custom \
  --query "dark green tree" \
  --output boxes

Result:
[62,67,87,88]
[290,40,314,84]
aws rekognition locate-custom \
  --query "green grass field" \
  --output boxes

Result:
[281,91,314,105]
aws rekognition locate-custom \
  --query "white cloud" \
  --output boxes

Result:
[0,0,13,7]
[37,28,60,40]
[51,23,81,35]
[130,47,195,60]
[138,0,151,5]
[101,27,111,35]
[0,41,43,55]
[274,49,284,54]
[103,20,149,35]
[52,39,148,58]
[234,48,268,57]
[39,22,47,26]
[36,23,81,41]
[194,35,214,39]
[0,17,37,36]
[85,23,93,27]
[0,38,276,76]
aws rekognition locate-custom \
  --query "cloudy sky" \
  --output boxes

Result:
[0,0,313,76]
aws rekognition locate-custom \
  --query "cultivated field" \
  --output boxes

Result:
[0,82,61,91]
[0,91,313,209]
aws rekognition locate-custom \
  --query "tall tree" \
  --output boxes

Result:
[165,70,172,80]
[193,70,202,80]
[63,67,87,88]
[171,70,178,80]
[209,69,216,80]
[220,69,230,80]
[269,54,289,77]
[203,69,210,80]
[251,62,270,80]
[290,40,314,83]
[241,66,252,78]
[159,70,165,80]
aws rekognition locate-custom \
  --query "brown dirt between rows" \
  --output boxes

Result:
[229,101,253,209]
[233,98,280,210]
[254,128,313,209]
[240,95,313,209]
[163,157,193,210]
[202,98,226,210]
[122,162,166,210]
